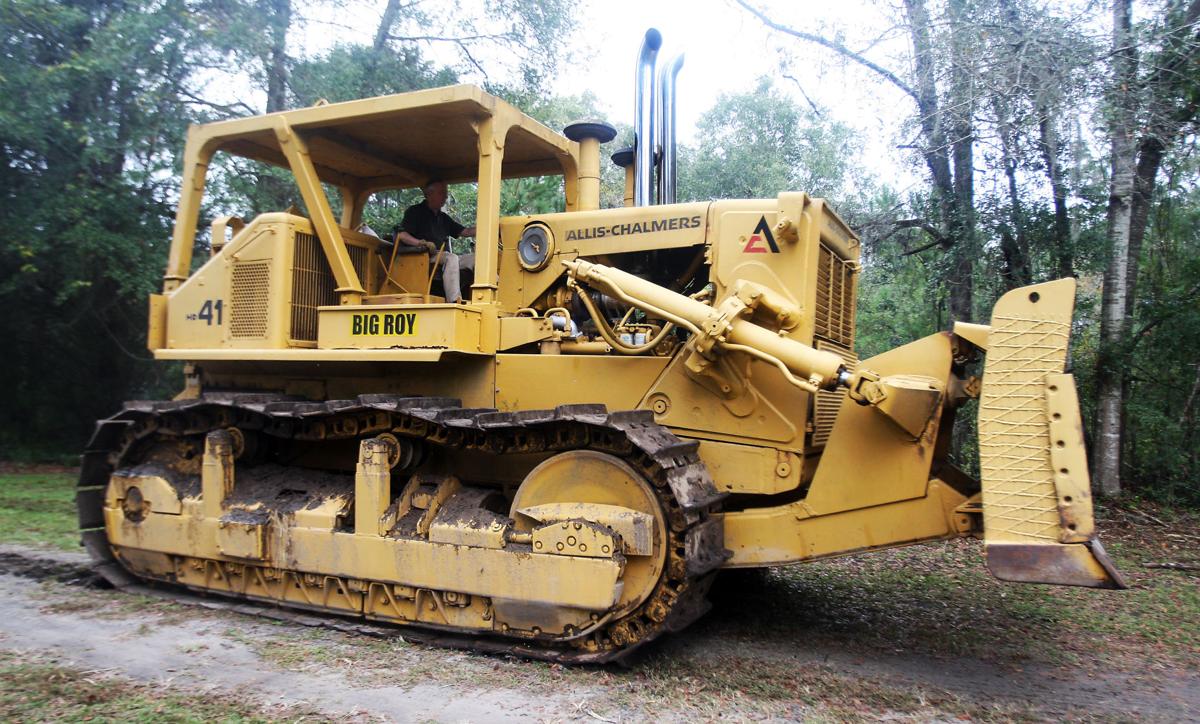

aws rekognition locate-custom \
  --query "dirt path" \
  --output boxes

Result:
[0,550,597,722]
[0,580,576,722]
[0,544,1195,722]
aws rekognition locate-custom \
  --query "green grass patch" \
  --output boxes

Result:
[38,583,199,624]
[700,515,1200,670]
[0,651,323,722]
[619,650,1043,722]
[0,472,79,551]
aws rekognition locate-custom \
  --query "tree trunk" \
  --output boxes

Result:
[903,0,955,203]
[265,0,291,113]
[1095,0,1200,496]
[1038,111,1074,279]
[997,118,1032,288]
[1183,364,1200,476]
[374,0,401,52]
[1095,0,1137,498]
[997,0,1074,281]
[254,0,295,212]
[946,0,977,322]
[904,0,975,323]
[1125,0,1200,313]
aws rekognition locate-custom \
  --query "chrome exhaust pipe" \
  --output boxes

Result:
[657,53,684,205]
[634,28,662,207]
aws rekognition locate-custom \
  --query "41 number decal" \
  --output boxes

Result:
[186,299,224,325]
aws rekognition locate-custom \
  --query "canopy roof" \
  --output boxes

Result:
[190,84,578,190]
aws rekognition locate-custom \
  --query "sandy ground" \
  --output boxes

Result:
[0,549,595,722]
[0,544,1195,722]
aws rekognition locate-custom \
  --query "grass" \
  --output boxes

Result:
[0,472,79,551]
[615,650,1044,722]
[695,505,1200,671]
[39,585,198,624]
[0,651,325,723]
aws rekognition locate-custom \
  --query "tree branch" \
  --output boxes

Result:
[177,88,257,118]
[901,238,944,256]
[455,40,489,80]
[782,73,826,117]
[386,32,509,45]
[734,0,919,102]
[91,311,153,362]
[893,217,948,249]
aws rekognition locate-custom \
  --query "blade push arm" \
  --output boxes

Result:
[564,259,849,392]
[564,259,946,440]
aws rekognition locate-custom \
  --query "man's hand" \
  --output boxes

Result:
[396,229,437,252]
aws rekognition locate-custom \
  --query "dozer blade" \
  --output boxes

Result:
[975,279,1127,589]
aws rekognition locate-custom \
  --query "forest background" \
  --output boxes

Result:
[1,0,1196,503]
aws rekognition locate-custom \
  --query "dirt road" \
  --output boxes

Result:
[0,539,1196,722]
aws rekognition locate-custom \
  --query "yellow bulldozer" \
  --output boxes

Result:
[78,31,1125,662]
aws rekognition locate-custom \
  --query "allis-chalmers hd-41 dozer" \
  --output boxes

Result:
[79,31,1125,662]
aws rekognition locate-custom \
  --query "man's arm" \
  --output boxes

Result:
[446,213,468,238]
[444,214,474,239]
[396,230,437,252]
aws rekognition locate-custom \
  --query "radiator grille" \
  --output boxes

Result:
[814,244,856,346]
[290,232,369,342]
[812,340,858,448]
[230,262,271,338]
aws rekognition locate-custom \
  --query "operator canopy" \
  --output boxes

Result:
[190,84,576,189]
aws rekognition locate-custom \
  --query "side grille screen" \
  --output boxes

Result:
[814,244,856,347]
[290,232,370,342]
[230,262,270,338]
[350,245,368,287]
[812,340,858,447]
[290,233,336,342]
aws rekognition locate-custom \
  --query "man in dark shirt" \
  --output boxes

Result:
[397,180,476,302]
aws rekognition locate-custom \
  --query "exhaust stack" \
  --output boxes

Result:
[633,29,662,206]
[657,53,685,205]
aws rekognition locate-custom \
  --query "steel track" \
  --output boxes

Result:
[77,393,728,663]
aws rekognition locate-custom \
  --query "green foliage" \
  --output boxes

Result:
[1116,158,1200,503]
[679,77,856,205]
[360,188,424,240]
[0,0,203,454]
[495,91,617,218]
[856,249,944,358]
[289,43,457,106]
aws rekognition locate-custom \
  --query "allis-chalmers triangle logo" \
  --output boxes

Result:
[742,216,780,253]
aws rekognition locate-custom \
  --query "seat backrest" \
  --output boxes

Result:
[379,250,430,295]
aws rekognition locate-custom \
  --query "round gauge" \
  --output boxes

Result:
[518,224,554,271]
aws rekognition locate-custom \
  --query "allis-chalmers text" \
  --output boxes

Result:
[565,215,703,241]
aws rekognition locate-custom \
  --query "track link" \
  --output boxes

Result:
[77,394,727,663]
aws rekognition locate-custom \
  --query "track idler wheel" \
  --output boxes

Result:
[512,450,668,617]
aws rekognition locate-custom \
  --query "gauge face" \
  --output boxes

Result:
[518,225,554,271]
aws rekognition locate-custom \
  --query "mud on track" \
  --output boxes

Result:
[0,542,1196,722]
